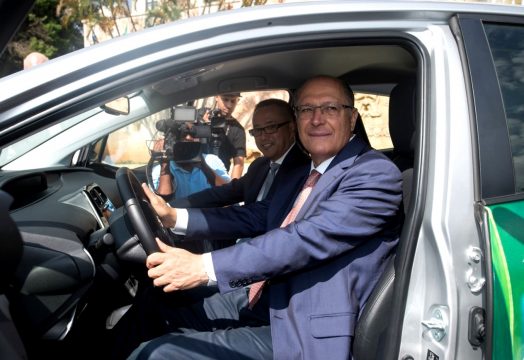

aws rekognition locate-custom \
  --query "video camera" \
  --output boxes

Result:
[154,106,227,163]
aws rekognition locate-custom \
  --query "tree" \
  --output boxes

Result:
[145,0,182,27]
[0,0,83,77]
[0,0,272,77]
[57,0,139,43]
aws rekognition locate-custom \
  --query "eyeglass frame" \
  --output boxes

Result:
[249,120,292,137]
[293,103,354,120]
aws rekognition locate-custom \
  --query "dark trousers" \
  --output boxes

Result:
[110,284,271,360]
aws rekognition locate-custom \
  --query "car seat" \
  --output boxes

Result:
[0,191,27,360]
[353,79,416,359]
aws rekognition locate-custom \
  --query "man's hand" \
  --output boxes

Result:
[146,239,209,292]
[142,183,177,228]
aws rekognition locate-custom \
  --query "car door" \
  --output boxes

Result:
[458,13,524,360]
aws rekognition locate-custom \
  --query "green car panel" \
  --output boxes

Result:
[487,200,524,360]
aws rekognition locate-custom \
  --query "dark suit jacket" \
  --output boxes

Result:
[185,136,403,359]
[171,143,309,209]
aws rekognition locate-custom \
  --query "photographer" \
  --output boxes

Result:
[151,122,231,199]
[205,93,246,179]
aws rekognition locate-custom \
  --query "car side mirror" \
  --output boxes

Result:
[101,97,130,115]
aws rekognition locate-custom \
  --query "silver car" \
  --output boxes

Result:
[1,1,523,359]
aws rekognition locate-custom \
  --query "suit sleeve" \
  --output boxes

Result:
[211,153,403,292]
[184,199,270,240]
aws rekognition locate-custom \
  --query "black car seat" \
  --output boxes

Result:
[354,113,371,147]
[0,191,27,360]
[353,79,416,360]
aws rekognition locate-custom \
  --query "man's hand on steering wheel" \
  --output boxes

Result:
[141,183,178,228]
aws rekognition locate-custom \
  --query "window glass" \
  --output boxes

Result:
[95,90,289,170]
[355,92,392,150]
[146,0,157,11]
[485,23,524,193]
[97,110,166,168]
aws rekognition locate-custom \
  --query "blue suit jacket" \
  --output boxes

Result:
[186,136,403,359]
[171,143,308,208]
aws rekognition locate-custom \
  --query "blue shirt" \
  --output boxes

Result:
[152,153,230,199]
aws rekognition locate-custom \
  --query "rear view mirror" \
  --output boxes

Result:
[101,97,130,115]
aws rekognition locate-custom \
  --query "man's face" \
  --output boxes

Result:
[252,106,295,161]
[295,77,357,165]
[215,95,240,116]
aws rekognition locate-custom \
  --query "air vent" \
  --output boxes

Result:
[86,185,108,212]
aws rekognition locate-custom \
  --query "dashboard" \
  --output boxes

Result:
[0,166,120,340]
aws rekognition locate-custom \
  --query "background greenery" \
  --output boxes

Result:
[0,0,268,77]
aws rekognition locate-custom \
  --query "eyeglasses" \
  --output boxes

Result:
[249,121,291,137]
[294,103,354,120]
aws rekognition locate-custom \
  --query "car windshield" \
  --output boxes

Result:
[0,92,149,170]
[0,111,99,168]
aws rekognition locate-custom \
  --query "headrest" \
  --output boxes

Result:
[389,80,416,156]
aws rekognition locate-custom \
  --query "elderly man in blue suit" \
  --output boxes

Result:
[133,75,403,359]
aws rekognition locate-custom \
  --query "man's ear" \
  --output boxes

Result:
[350,110,359,132]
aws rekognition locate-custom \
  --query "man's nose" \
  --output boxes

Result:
[310,107,324,125]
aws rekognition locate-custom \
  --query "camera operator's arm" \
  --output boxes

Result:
[152,138,174,196]
[226,120,246,180]
[157,161,174,195]
[230,156,244,180]
[202,154,231,186]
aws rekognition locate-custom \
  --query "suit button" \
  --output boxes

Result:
[229,280,237,288]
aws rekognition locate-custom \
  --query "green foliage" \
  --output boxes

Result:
[0,0,271,77]
[146,0,182,27]
[0,0,83,77]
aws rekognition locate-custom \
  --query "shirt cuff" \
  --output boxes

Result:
[170,208,188,235]
[202,252,217,285]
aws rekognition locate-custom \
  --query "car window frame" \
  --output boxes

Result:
[457,13,524,202]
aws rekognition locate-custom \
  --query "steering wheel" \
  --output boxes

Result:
[115,167,173,255]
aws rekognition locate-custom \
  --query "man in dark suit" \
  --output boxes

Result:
[133,75,403,359]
